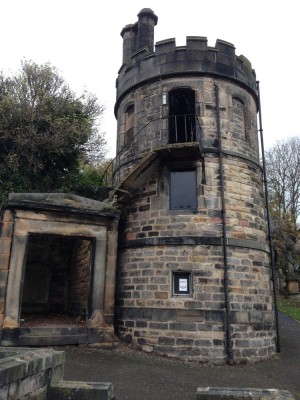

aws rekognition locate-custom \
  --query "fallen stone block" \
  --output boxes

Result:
[48,381,115,400]
[196,387,294,399]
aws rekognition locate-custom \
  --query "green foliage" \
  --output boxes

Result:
[68,160,112,200]
[278,295,300,321]
[0,60,106,203]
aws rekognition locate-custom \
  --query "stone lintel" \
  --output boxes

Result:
[7,193,119,219]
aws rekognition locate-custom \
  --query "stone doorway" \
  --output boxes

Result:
[21,234,93,330]
[0,193,119,346]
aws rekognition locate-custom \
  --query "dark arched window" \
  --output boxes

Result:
[124,104,134,145]
[168,88,196,143]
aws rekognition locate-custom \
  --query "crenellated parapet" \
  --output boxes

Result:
[116,11,256,114]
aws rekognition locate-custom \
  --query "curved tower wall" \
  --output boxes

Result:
[114,9,276,364]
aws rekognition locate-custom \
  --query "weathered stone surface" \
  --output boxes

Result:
[48,381,115,400]
[0,348,115,400]
[0,194,119,346]
[114,10,276,364]
[196,387,294,399]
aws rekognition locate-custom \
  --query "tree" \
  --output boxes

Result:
[0,60,106,203]
[72,159,113,200]
[266,137,300,227]
[265,137,300,273]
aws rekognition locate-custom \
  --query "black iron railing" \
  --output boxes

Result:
[169,114,200,143]
[99,114,202,200]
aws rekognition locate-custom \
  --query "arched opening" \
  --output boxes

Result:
[168,88,196,143]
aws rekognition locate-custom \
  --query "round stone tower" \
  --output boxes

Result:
[112,9,276,364]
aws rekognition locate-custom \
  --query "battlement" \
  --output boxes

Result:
[116,10,257,112]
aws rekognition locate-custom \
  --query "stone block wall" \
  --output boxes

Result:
[115,137,275,363]
[115,76,259,186]
[113,73,276,363]
[0,347,115,400]
[68,239,91,316]
[116,242,275,363]
[113,10,276,363]
[0,194,119,345]
[0,347,65,399]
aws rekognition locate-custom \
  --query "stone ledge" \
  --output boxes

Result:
[0,347,64,385]
[0,347,115,399]
[49,381,115,400]
[119,236,269,252]
[196,387,294,399]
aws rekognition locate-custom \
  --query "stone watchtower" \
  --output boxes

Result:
[111,9,276,364]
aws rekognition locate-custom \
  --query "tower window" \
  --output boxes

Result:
[168,88,196,143]
[173,271,192,296]
[170,170,197,210]
[124,104,134,145]
[232,97,246,139]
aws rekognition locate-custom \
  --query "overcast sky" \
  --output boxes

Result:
[1,0,299,158]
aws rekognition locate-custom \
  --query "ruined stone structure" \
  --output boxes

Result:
[112,9,276,364]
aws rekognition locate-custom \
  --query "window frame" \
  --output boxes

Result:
[124,103,135,145]
[170,169,197,211]
[172,271,192,296]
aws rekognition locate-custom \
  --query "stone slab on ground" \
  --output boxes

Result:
[196,387,294,399]
[49,381,115,400]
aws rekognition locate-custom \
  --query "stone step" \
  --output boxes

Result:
[19,333,89,346]
[1,327,105,346]
[20,327,88,336]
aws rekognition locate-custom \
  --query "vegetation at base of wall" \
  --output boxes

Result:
[278,295,300,322]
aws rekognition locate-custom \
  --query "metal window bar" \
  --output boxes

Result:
[169,114,201,144]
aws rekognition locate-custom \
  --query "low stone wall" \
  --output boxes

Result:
[0,347,115,400]
[0,347,65,399]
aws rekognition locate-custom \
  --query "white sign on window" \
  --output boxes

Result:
[179,278,188,292]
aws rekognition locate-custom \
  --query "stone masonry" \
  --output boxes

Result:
[0,193,119,346]
[113,9,276,364]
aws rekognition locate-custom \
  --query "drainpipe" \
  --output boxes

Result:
[214,83,233,365]
[256,81,280,353]
[0,194,8,236]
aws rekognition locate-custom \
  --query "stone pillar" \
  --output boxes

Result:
[121,24,137,65]
[136,8,158,52]
[89,227,107,329]
[3,229,28,329]
[104,220,118,330]
[0,210,14,328]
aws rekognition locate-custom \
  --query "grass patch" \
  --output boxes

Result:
[278,295,300,321]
